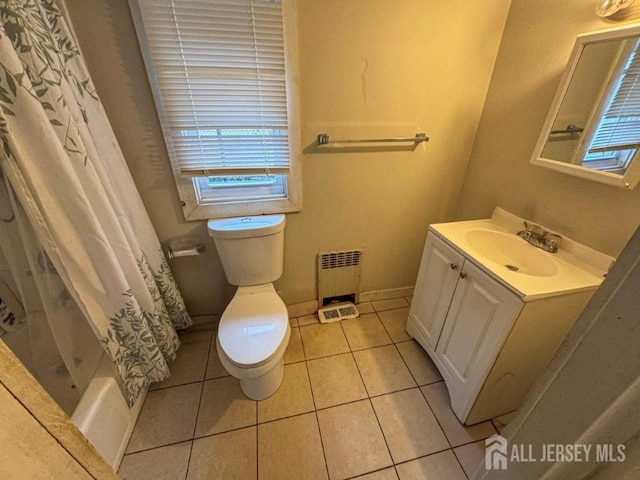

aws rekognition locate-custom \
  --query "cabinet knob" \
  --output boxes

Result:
[449,263,458,270]
[459,272,467,279]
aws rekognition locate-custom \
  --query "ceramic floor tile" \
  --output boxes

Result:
[421,382,497,447]
[257,362,314,423]
[195,376,256,437]
[150,341,209,390]
[377,307,412,343]
[396,340,442,386]
[258,412,328,480]
[454,440,486,478]
[372,298,408,312]
[341,313,393,351]
[299,322,350,360]
[395,450,467,480]
[353,345,416,397]
[317,400,392,480]
[356,302,375,314]
[307,353,368,409]
[187,427,256,480]
[355,468,399,480]
[118,441,191,480]
[371,388,449,463]
[290,316,299,328]
[298,313,320,326]
[204,339,230,380]
[126,383,202,453]
[492,410,517,433]
[284,327,305,364]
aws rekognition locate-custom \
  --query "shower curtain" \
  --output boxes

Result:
[0,176,102,415]
[0,0,192,406]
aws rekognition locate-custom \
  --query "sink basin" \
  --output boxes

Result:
[429,207,614,300]
[465,229,558,277]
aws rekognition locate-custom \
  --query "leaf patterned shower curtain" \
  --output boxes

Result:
[0,0,192,406]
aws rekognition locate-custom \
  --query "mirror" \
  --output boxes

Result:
[531,24,640,189]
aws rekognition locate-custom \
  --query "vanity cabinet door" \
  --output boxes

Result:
[435,260,522,421]
[408,234,465,350]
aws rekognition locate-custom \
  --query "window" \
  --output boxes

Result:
[129,0,301,219]
[577,38,640,174]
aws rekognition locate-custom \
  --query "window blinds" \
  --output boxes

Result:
[587,39,640,156]
[133,0,290,176]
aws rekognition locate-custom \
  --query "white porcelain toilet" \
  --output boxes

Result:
[207,214,290,400]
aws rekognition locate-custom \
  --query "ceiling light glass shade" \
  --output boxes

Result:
[596,0,636,17]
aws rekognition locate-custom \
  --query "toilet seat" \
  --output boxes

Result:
[218,284,289,369]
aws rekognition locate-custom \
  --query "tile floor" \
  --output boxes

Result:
[118,299,510,480]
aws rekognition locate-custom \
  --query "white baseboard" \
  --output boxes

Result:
[359,286,414,303]
[189,314,220,331]
[286,286,415,318]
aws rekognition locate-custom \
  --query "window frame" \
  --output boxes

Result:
[129,0,302,220]
[574,38,640,173]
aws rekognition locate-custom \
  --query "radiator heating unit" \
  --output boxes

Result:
[316,249,363,323]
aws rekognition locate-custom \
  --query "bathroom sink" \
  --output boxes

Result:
[465,229,558,277]
[428,207,614,300]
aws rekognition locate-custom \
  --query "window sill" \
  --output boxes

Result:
[182,196,302,221]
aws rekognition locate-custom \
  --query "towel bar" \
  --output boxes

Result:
[317,133,428,145]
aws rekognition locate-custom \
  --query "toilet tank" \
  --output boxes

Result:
[207,215,286,286]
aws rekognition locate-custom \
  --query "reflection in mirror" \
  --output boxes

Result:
[531,24,640,189]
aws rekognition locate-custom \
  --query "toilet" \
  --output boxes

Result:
[207,214,290,400]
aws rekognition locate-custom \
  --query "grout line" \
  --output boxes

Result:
[129,311,502,478]
[490,418,502,434]
[391,446,456,468]
[339,318,397,472]
[367,394,397,469]
[123,438,195,458]
[451,446,472,480]
[183,335,215,479]
[191,422,258,442]
[345,465,397,479]
[303,357,331,480]
[418,383,454,450]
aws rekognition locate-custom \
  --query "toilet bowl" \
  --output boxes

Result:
[216,284,290,400]
[208,215,289,400]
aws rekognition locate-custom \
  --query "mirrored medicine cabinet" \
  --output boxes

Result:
[531,24,640,189]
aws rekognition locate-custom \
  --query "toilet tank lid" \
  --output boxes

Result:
[207,214,286,239]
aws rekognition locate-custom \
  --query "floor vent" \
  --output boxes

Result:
[317,249,363,309]
[318,302,360,323]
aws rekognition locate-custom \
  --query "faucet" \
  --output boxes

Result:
[517,222,562,253]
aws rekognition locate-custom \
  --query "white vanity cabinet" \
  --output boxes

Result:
[407,230,596,425]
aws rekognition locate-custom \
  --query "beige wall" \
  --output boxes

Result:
[64,0,510,315]
[457,0,640,258]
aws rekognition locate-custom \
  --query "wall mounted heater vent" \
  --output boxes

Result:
[317,249,363,309]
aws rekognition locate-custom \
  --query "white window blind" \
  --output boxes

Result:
[133,0,290,177]
[586,39,640,161]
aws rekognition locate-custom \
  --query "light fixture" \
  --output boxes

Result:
[596,0,636,17]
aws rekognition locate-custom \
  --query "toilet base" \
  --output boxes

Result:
[239,358,285,400]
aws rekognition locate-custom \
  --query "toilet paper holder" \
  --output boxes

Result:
[166,239,206,259]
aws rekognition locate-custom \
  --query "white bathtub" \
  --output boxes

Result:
[71,354,146,468]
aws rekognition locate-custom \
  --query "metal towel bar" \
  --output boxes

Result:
[317,132,428,145]
[550,124,584,135]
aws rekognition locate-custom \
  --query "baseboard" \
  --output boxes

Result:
[188,314,220,331]
[359,286,414,303]
[286,286,415,318]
